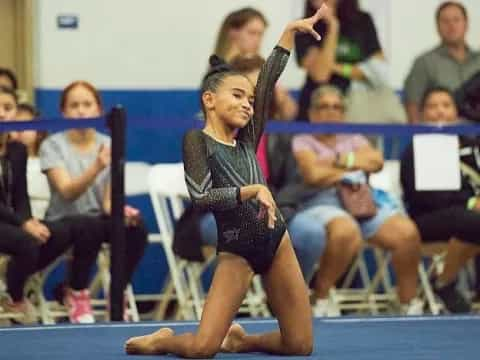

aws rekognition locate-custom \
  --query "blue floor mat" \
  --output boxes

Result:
[0,316,478,359]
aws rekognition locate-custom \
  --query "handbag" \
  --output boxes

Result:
[173,204,208,262]
[337,182,377,220]
[455,71,480,122]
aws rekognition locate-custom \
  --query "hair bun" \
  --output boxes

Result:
[204,55,232,80]
[209,55,227,68]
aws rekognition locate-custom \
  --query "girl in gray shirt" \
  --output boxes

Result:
[40,81,147,323]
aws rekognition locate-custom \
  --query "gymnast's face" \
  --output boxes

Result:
[0,93,17,121]
[62,85,101,119]
[232,18,266,56]
[204,75,254,128]
[422,91,458,124]
[308,92,345,124]
[437,5,467,46]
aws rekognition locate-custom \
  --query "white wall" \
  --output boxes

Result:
[36,0,480,90]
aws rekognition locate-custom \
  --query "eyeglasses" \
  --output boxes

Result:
[311,103,345,112]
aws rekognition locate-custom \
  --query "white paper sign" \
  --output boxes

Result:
[413,134,461,191]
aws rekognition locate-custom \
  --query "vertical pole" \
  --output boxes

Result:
[108,105,126,321]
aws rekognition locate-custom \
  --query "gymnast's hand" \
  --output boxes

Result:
[286,2,329,40]
[255,185,277,229]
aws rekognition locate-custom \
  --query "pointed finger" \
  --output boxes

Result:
[309,29,322,41]
[315,3,329,20]
[268,215,275,229]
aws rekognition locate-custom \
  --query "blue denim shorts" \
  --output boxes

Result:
[301,187,401,240]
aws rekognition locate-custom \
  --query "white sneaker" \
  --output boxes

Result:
[401,298,424,316]
[314,298,341,317]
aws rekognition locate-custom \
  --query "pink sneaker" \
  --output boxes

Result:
[64,289,95,324]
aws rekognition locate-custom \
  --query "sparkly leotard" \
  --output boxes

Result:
[183,46,290,273]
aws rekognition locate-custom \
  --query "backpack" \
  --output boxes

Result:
[172,204,208,262]
[455,71,480,122]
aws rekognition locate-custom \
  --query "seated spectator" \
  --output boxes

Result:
[404,1,480,123]
[292,85,422,316]
[0,68,27,103]
[40,81,148,323]
[400,87,480,313]
[213,8,297,119]
[0,86,93,323]
[295,0,403,123]
[0,68,17,91]
[9,103,49,219]
[214,7,267,63]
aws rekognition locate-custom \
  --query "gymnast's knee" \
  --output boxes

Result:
[187,337,221,358]
[283,333,313,356]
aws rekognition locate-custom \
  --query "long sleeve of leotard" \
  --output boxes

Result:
[183,130,240,211]
[237,46,290,151]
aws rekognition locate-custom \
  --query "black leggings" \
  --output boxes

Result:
[0,218,75,301]
[1,215,147,302]
[68,215,148,293]
[414,206,480,245]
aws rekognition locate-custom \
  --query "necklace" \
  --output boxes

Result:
[202,129,236,147]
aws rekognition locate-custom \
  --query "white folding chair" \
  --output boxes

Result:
[330,245,397,315]
[125,161,153,196]
[0,256,26,324]
[148,163,201,319]
[0,253,58,325]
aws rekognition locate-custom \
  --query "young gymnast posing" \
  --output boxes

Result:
[125,5,328,358]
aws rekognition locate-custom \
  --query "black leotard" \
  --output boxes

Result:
[183,46,290,273]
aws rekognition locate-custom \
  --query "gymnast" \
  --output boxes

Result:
[125,4,328,358]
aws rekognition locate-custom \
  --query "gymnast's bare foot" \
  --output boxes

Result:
[221,323,248,353]
[125,327,174,355]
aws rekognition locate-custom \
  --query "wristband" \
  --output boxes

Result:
[341,63,353,78]
[346,152,355,169]
[236,187,242,204]
[467,196,477,210]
